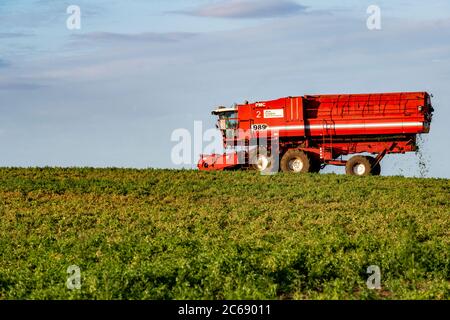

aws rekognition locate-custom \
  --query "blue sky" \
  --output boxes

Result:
[0,0,449,178]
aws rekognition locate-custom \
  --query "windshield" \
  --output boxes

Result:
[218,111,238,130]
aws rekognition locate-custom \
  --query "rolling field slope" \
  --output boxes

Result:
[0,168,449,299]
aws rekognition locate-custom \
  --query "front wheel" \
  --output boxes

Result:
[249,147,277,173]
[280,149,314,173]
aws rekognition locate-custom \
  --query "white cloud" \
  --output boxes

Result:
[174,0,307,19]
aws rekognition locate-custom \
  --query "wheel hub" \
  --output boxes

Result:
[289,158,304,172]
[256,155,270,171]
[353,163,366,175]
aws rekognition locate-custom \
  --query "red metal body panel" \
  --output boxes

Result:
[239,92,431,138]
[197,153,242,171]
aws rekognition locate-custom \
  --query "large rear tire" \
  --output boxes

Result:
[345,156,374,176]
[280,149,314,173]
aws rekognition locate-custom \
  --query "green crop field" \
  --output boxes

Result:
[0,168,448,300]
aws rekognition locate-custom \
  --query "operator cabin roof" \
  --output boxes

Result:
[212,106,237,115]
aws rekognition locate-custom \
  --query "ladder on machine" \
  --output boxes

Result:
[321,119,334,161]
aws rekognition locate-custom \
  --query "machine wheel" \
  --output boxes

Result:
[345,156,381,176]
[372,162,381,176]
[367,156,381,176]
[249,147,276,173]
[310,156,322,173]
[345,156,374,176]
[280,149,313,173]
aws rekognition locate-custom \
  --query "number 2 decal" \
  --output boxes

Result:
[256,111,262,118]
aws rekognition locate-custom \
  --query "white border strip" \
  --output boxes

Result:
[267,122,423,131]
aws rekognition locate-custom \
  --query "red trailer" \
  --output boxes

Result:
[198,92,434,175]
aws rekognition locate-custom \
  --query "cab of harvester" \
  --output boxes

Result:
[212,106,239,144]
[196,106,246,172]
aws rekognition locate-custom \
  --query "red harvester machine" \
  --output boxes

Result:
[198,92,434,175]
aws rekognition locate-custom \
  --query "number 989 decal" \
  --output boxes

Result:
[252,124,269,131]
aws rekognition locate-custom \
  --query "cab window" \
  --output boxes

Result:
[219,112,238,129]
